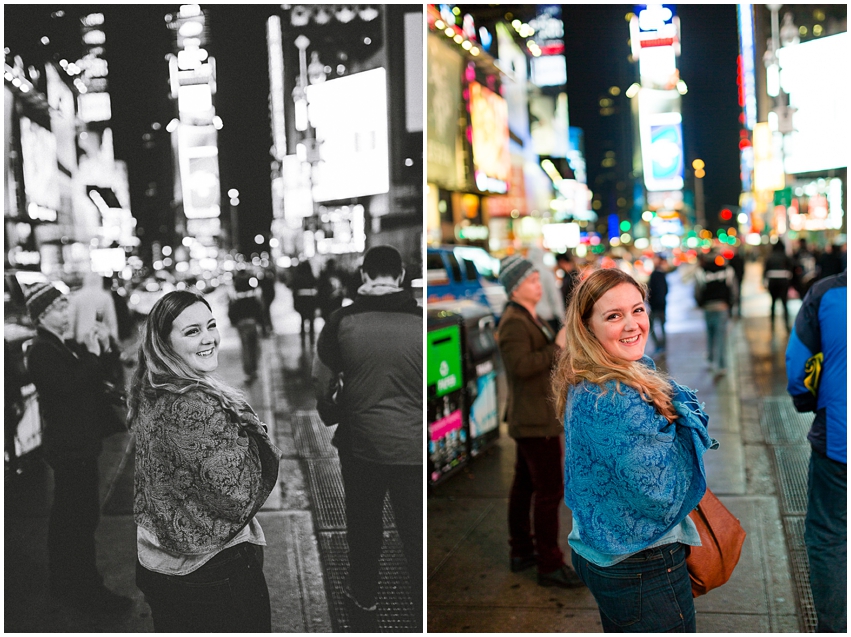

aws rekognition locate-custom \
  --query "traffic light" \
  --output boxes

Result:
[719,208,733,222]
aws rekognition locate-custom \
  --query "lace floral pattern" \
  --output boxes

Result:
[564,357,717,555]
[134,389,280,555]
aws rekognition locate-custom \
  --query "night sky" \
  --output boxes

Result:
[563,4,742,224]
[5,4,277,250]
[6,4,743,246]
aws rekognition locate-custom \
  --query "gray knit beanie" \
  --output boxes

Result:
[499,255,536,297]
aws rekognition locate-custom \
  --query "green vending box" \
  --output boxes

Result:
[427,310,467,486]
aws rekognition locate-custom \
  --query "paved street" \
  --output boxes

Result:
[4,280,418,632]
[427,260,819,633]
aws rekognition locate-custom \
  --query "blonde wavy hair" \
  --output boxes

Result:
[127,290,248,424]
[552,268,676,422]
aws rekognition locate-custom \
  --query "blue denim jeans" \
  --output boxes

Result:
[805,448,847,633]
[572,542,696,633]
[704,310,728,370]
[136,542,271,633]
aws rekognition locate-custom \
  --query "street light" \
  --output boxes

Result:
[693,159,706,228]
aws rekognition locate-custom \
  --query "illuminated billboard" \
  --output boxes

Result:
[19,117,61,214]
[777,32,850,174]
[469,81,510,194]
[306,67,390,202]
[427,33,464,190]
[638,90,684,191]
[177,124,221,219]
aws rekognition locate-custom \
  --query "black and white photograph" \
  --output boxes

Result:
[5,3,423,632]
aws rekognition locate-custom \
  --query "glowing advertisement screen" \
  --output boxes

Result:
[427,34,464,190]
[639,109,684,192]
[177,125,221,219]
[777,33,849,174]
[306,67,390,202]
[469,82,510,193]
[470,372,498,439]
[19,117,61,212]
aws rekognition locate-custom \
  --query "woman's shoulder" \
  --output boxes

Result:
[152,387,225,425]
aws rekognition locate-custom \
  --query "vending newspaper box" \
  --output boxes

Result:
[427,299,500,458]
[427,308,467,486]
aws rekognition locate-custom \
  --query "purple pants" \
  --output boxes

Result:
[508,436,565,573]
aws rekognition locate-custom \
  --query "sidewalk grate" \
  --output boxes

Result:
[306,459,396,532]
[772,446,810,516]
[782,516,818,633]
[760,397,812,444]
[292,410,337,458]
[317,530,416,633]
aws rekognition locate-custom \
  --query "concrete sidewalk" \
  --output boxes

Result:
[427,261,817,633]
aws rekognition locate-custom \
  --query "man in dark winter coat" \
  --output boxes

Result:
[695,252,736,378]
[228,270,264,383]
[314,245,422,629]
[647,254,669,353]
[763,240,794,331]
[555,252,580,310]
[496,255,583,590]
[24,281,132,614]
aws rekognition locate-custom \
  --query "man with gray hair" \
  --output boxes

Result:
[496,254,582,589]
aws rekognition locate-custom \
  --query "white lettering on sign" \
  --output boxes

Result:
[437,374,458,392]
[439,360,449,377]
[476,360,493,377]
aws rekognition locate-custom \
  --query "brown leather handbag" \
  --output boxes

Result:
[686,487,747,597]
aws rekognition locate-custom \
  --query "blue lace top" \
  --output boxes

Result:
[563,356,717,557]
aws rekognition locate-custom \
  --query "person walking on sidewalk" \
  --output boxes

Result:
[495,254,583,589]
[786,269,847,633]
[130,290,282,633]
[556,252,581,310]
[228,270,264,383]
[553,268,716,632]
[315,245,423,629]
[694,250,736,378]
[647,254,669,354]
[24,282,133,614]
[764,240,794,331]
[528,247,564,333]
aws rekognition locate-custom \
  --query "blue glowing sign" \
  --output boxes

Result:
[649,123,684,182]
[635,4,676,32]
[737,4,757,130]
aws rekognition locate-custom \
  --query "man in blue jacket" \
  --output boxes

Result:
[785,269,846,633]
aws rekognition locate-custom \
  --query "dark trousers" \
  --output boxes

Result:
[805,449,847,633]
[136,543,271,633]
[338,452,423,618]
[767,281,790,329]
[648,309,666,350]
[47,457,102,590]
[236,319,259,376]
[508,436,564,573]
[572,543,695,632]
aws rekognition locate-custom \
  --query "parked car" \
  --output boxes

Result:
[426,246,508,320]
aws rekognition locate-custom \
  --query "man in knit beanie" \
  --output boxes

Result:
[24,281,132,613]
[496,253,582,589]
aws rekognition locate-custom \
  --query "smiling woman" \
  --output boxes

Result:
[126,290,282,632]
[552,268,717,633]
